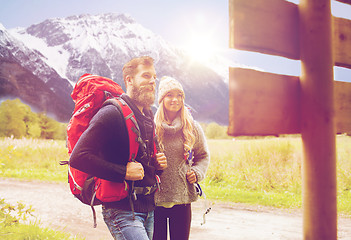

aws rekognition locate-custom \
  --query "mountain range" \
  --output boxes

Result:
[0,13,230,124]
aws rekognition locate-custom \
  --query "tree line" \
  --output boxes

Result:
[0,99,67,140]
[0,98,231,140]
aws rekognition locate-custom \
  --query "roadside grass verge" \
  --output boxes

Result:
[1,136,351,217]
[203,136,351,216]
[0,138,68,182]
[0,223,83,240]
[0,198,83,240]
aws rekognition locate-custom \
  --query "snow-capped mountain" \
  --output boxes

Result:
[0,23,74,122]
[1,13,230,124]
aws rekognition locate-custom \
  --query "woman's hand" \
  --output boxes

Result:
[186,170,197,184]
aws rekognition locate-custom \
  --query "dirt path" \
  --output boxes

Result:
[1,178,351,239]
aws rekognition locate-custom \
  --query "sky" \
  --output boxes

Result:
[1,0,351,80]
[0,0,229,52]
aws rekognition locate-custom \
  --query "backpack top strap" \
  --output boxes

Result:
[103,98,141,162]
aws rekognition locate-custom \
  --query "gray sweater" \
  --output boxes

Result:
[155,117,210,206]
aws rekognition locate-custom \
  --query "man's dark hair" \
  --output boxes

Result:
[122,56,154,84]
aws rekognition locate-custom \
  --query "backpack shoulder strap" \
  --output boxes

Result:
[103,98,141,162]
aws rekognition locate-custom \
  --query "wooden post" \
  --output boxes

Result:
[299,0,337,239]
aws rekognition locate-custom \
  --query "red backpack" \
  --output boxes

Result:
[61,74,140,226]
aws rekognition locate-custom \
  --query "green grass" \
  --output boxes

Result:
[0,198,84,240]
[0,139,79,239]
[1,136,351,217]
[0,138,68,182]
[201,181,302,209]
[0,223,83,240]
[205,136,351,216]
[199,137,303,211]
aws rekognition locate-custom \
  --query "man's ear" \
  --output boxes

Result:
[125,75,133,87]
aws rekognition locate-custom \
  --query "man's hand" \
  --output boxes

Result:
[125,162,144,181]
[155,152,167,170]
[186,170,197,184]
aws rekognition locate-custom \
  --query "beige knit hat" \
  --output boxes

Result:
[158,76,185,103]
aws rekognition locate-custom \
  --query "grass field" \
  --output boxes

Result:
[0,197,84,240]
[1,136,351,216]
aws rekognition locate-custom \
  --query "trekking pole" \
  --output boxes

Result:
[200,190,212,225]
[185,148,212,225]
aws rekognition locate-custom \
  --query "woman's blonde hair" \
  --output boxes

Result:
[155,95,195,152]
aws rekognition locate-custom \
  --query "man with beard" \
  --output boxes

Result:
[69,56,167,240]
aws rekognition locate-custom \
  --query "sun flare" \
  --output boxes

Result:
[183,34,218,63]
[176,12,224,64]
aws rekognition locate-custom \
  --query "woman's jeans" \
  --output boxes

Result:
[102,207,154,240]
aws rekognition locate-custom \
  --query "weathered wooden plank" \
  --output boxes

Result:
[229,0,300,60]
[228,68,351,136]
[229,0,351,69]
[335,0,351,5]
[228,67,300,136]
[333,17,351,69]
[335,81,351,133]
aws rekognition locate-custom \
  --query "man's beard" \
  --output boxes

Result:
[130,84,155,109]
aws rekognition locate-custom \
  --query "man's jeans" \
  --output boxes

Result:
[102,207,154,240]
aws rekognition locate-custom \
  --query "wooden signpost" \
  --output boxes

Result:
[229,0,351,239]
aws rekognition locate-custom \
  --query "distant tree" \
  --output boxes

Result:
[52,121,67,140]
[0,99,27,138]
[39,113,59,139]
[38,113,67,140]
[205,122,229,139]
[24,111,41,139]
[28,123,42,138]
[0,99,67,140]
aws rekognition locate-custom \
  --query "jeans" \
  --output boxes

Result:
[102,207,154,240]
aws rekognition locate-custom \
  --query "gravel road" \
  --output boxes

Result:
[1,178,351,239]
